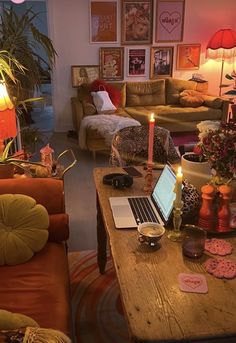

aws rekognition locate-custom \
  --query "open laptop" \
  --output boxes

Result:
[109,164,177,229]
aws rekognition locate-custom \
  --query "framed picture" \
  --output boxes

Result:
[150,46,173,79]
[100,47,124,81]
[176,44,201,70]
[127,48,147,76]
[71,65,99,87]
[90,1,118,43]
[121,0,153,45]
[155,0,185,42]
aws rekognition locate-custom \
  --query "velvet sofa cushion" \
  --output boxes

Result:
[125,105,222,126]
[179,89,204,107]
[126,80,165,106]
[0,178,65,215]
[82,100,97,115]
[0,194,49,266]
[0,242,71,336]
[0,310,38,330]
[165,77,208,105]
[78,82,126,112]
[203,95,223,109]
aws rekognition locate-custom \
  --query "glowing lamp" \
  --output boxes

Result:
[206,29,236,95]
[0,82,17,154]
[11,0,25,4]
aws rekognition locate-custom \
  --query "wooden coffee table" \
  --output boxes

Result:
[93,166,236,343]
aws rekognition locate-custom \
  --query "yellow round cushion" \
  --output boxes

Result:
[0,309,39,330]
[0,194,49,266]
[179,89,204,108]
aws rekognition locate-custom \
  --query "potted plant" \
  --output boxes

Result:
[0,7,57,127]
[0,139,46,179]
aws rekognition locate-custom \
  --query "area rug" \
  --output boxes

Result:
[68,250,129,343]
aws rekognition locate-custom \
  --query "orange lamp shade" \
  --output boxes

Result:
[206,29,236,59]
[0,82,17,140]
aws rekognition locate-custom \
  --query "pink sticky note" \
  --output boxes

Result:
[178,273,208,294]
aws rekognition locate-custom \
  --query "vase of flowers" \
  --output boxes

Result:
[193,120,236,199]
[181,152,211,193]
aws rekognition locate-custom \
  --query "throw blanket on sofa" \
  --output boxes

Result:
[79,114,141,149]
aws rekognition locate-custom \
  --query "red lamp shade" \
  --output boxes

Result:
[206,29,236,59]
[0,82,17,141]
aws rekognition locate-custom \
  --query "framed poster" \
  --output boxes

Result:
[90,1,117,43]
[100,47,124,80]
[150,46,173,79]
[155,0,185,42]
[176,44,201,70]
[71,65,100,87]
[128,48,147,76]
[121,0,153,45]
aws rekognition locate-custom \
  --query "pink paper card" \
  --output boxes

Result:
[178,273,208,293]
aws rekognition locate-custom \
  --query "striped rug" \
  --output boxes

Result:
[68,250,129,343]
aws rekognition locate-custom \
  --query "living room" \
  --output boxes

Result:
[0,1,236,343]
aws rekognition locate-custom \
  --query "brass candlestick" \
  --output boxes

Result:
[143,163,153,193]
[168,200,184,241]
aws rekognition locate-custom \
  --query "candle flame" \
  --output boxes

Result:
[150,113,155,122]
[177,166,182,176]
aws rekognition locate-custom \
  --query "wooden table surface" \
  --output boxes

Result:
[93,166,236,343]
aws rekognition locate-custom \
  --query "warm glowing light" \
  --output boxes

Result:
[11,0,25,4]
[177,166,183,177]
[150,113,155,122]
[0,83,14,111]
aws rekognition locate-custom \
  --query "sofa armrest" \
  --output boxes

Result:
[203,95,230,122]
[48,213,69,242]
[71,97,84,131]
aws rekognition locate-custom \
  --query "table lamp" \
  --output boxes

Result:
[0,82,17,154]
[206,28,236,95]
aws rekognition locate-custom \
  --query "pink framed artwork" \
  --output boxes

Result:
[155,0,185,42]
[90,1,118,43]
[127,48,147,76]
[100,47,124,80]
[176,44,201,70]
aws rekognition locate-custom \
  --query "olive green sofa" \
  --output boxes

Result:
[71,77,229,157]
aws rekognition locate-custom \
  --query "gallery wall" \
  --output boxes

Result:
[47,0,236,132]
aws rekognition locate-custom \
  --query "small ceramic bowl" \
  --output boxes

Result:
[137,222,165,247]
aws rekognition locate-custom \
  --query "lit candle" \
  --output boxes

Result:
[148,113,155,166]
[174,166,183,207]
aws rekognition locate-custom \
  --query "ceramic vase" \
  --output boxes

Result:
[181,152,211,193]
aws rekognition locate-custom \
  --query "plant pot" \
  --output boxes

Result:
[0,164,14,179]
[181,152,211,193]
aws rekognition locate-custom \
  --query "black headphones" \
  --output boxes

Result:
[103,173,133,189]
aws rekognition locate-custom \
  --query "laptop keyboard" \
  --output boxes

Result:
[128,197,159,225]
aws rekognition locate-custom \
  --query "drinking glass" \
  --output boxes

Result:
[182,225,206,259]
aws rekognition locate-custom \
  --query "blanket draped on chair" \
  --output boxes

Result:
[79,114,141,150]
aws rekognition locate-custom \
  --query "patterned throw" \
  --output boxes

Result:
[68,250,129,343]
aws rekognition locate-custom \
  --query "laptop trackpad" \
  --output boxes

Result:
[112,205,132,217]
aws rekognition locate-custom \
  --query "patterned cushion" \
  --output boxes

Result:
[0,194,49,265]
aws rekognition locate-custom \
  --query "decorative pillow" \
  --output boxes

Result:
[82,100,97,115]
[91,90,116,113]
[179,89,204,108]
[0,309,39,330]
[203,95,223,109]
[0,194,49,265]
[90,79,121,107]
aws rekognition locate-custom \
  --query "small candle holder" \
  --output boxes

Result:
[143,163,153,193]
[168,200,184,241]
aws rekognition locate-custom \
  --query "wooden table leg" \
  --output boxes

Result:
[96,193,107,274]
